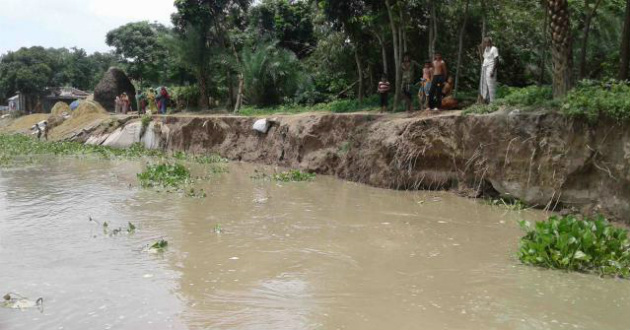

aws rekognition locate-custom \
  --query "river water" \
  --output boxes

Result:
[1,157,629,330]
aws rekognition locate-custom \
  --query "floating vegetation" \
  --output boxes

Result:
[90,216,136,237]
[3,293,43,312]
[252,169,315,182]
[272,170,315,182]
[137,163,191,189]
[485,197,528,211]
[149,239,168,251]
[0,134,164,163]
[186,188,207,198]
[214,224,223,234]
[0,134,229,168]
[518,215,630,277]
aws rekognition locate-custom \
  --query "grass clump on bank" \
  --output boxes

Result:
[518,215,630,277]
[463,81,630,122]
[563,80,630,122]
[137,163,191,189]
[238,94,383,116]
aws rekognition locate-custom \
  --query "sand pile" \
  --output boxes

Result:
[51,102,71,116]
[49,101,109,140]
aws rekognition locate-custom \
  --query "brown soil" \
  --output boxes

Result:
[160,111,630,223]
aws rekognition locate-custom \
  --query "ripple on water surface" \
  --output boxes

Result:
[1,157,629,330]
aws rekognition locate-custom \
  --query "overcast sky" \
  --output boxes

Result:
[0,0,177,55]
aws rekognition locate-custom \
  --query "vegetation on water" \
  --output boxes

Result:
[252,169,316,182]
[272,170,316,182]
[518,215,630,277]
[150,239,169,251]
[0,134,229,169]
[137,163,191,189]
[0,134,163,165]
[485,196,529,211]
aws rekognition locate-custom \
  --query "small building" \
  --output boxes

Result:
[42,87,90,112]
[7,94,24,112]
[4,88,90,114]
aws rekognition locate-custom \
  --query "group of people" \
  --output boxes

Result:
[114,87,170,115]
[378,37,499,112]
[114,93,131,114]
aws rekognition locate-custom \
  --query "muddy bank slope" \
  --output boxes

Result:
[89,111,629,223]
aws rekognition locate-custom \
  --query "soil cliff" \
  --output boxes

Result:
[78,111,630,223]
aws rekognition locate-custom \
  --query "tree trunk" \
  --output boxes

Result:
[548,0,573,98]
[429,1,437,59]
[539,0,549,85]
[579,0,604,79]
[386,0,401,111]
[454,0,471,97]
[375,32,388,76]
[368,64,374,96]
[478,0,487,60]
[198,72,209,110]
[355,48,364,104]
[234,75,244,113]
[620,0,630,80]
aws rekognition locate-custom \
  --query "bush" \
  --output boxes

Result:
[563,80,630,122]
[500,85,553,107]
[518,215,630,277]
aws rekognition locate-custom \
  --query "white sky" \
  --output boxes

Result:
[0,0,176,55]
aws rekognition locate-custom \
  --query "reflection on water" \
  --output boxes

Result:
[1,157,629,330]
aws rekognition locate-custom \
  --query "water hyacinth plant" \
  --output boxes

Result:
[137,163,191,189]
[271,170,316,182]
[518,215,630,277]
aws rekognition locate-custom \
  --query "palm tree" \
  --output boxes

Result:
[547,0,572,97]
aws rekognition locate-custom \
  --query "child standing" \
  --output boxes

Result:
[419,61,433,110]
[377,75,391,113]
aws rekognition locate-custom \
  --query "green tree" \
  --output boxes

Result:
[106,21,167,86]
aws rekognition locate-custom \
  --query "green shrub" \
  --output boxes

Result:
[137,163,191,188]
[563,80,630,122]
[518,215,630,277]
[501,85,553,106]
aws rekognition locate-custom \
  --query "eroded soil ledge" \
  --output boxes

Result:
[79,111,630,224]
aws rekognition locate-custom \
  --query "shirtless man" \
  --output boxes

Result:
[429,53,448,111]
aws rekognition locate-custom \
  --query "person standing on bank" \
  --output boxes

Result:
[429,53,448,111]
[377,75,391,113]
[480,37,499,104]
[401,53,417,112]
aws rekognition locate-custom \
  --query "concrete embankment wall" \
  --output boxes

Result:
[84,112,630,223]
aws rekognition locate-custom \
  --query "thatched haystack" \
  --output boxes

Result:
[51,102,71,116]
[94,67,136,111]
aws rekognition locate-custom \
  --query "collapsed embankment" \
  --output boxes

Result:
[77,110,630,223]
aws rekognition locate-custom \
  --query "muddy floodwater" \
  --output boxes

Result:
[1,157,630,330]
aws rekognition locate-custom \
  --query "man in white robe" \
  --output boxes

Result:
[480,37,499,103]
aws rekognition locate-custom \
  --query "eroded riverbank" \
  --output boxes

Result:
[2,157,630,330]
[80,111,630,224]
[2,110,629,223]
